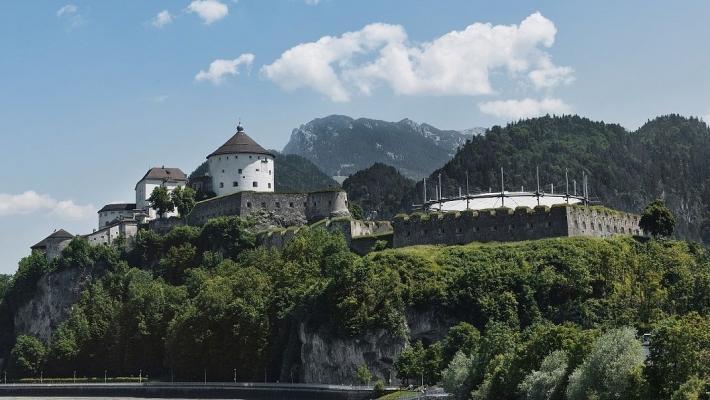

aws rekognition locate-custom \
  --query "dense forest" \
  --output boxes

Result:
[421,114,710,242]
[0,215,707,398]
[342,163,415,219]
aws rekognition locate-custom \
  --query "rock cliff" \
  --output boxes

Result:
[13,266,101,343]
[284,308,453,385]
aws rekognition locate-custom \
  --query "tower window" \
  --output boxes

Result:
[261,202,266,208]
[256,168,260,172]
[222,169,225,173]
[276,202,281,208]
[238,169,242,174]
[249,155,252,159]
[219,182,224,188]
[233,182,238,187]
[268,183,272,188]
[289,202,294,208]
[269,170,272,175]
[253,181,258,187]
[247,202,251,208]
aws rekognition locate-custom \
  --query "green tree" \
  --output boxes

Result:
[670,376,707,400]
[11,335,46,376]
[148,185,174,218]
[640,199,676,238]
[349,202,364,220]
[566,327,646,400]
[441,351,474,399]
[517,350,568,400]
[356,364,372,385]
[171,186,197,217]
[395,341,425,385]
[442,322,480,365]
[646,313,710,398]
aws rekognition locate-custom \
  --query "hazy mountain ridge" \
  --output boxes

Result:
[283,115,484,180]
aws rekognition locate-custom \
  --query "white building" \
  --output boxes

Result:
[97,203,139,229]
[207,125,275,197]
[135,167,187,220]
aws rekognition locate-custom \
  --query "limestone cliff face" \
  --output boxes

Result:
[288,308,453,385]
[13,267,100,343]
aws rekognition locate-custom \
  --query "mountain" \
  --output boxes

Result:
[342,163,415,219]
[283,115,481,180]
[188,153,339,197]
[420,114,710,241]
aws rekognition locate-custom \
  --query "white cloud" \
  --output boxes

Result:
[56,4,83,28]
[262,12,573,102]
[56,4,77,17]
[0,191,95,220]
[187,0,229,25]
[478,98,572,120]
[152,10,173,28]
[195,54,255,85]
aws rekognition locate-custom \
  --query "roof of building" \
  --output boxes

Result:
[138,167,187,183]
[98,203,137,213]
[208,125,275,158]
[31,229,74,249]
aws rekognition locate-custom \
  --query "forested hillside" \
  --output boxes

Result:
[342,163,415,219]
[0,218,707,398]
[422,114,710,241]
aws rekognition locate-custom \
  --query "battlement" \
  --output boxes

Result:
[185,190,350,227]
[392,204,641,247]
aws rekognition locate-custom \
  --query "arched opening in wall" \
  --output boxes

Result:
[574,220,579,228]
[289,202,294,208]
[582,221,587,229]
[598,223,602,231]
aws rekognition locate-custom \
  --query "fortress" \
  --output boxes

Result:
[30,123,644,260]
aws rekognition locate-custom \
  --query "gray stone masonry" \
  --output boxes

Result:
[392,204,642,248]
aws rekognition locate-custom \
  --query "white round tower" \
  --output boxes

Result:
[207,124,275,196]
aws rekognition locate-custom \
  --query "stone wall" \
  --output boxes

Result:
[186,190,350,227]
[84,220,138,247]
[258,219,394,255]
[392,204,641,248]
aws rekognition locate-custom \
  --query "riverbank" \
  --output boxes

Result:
[0,382,376,399]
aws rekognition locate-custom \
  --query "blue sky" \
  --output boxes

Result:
[1,0,709,274]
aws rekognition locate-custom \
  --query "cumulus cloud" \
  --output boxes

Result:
[195,54,255,85]
[152,10,173,28]
[187,0,229,25]
[262,12,573,102]
[478,98,572,120]
[0,191,95,220]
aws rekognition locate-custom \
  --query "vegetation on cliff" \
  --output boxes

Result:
[0,217,707,398]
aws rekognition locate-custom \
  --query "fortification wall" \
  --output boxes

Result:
[393,206,569,248]
[566,206,642,236]
[258,218,393,255]
[392,204,641,248]
[186,190,350,227]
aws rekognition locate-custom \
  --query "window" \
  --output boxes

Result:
[268,183,272,189]
[261,202,266,208]
[247,202,252,208]
[249,155,252,159]
[253,181,258,187]
[276,202,281,208]
[233,182,238,187]
[256,168,260,172]
[289,202,294,208]
[219,182,224,188]
[222,169,225,173]
[269,170,272,175]
[238,169,242,174]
